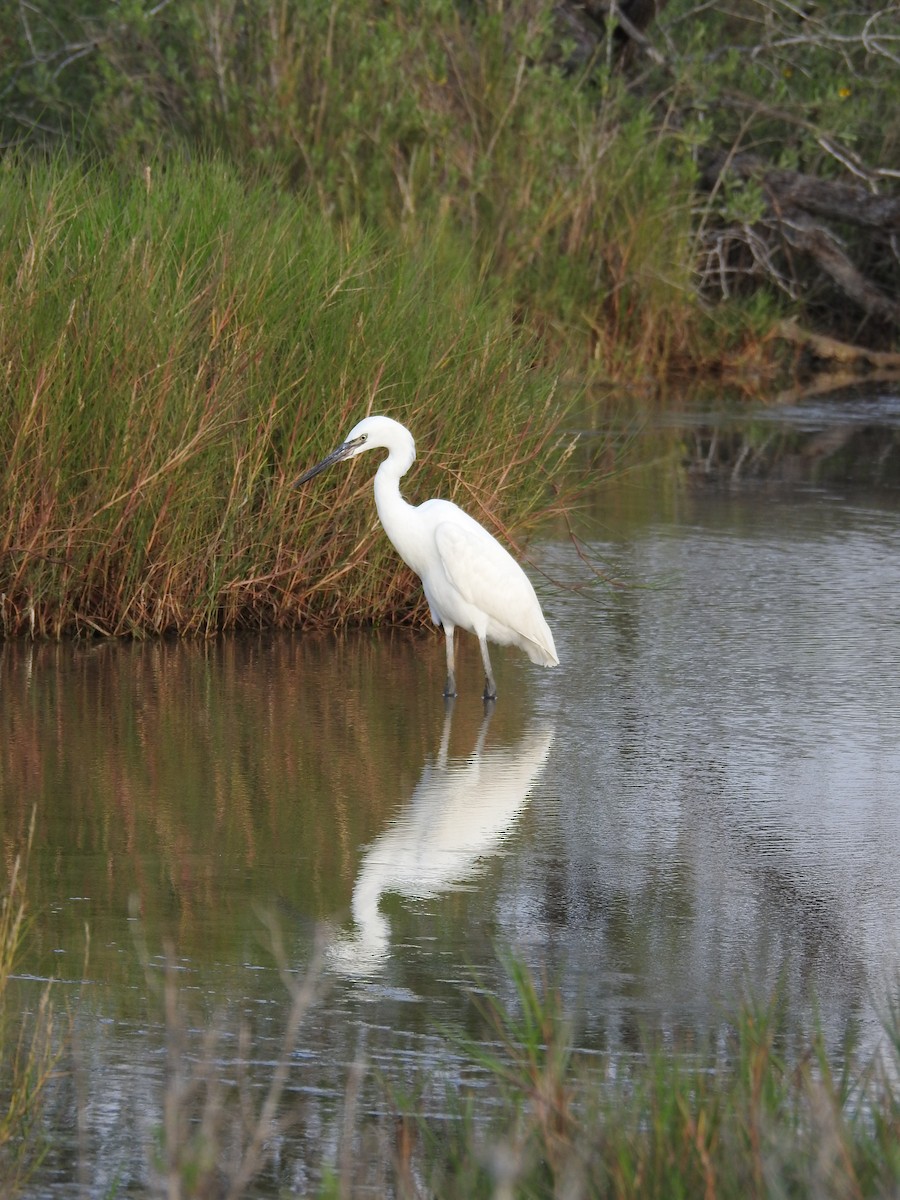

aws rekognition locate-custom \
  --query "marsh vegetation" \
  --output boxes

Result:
[2,2,899,1193]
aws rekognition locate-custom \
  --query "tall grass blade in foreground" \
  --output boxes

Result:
[126,910,325,1199]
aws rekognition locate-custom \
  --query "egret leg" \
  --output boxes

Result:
[443,626,457,698]
[479,635,497,701]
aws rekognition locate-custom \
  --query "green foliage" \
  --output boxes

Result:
[0,0,706,372]
[656,1,900,175]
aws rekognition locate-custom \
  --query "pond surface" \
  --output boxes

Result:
[4,388,900,1195]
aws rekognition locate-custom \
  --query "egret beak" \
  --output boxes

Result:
[293,434,366,487]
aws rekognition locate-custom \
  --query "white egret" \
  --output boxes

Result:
[294,415,558,699]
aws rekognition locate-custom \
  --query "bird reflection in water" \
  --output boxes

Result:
[328,704,554,978]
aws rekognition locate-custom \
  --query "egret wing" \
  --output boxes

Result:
[432,517,556,662]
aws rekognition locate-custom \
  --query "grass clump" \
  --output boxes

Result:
[419,962,900,1200]
[0,154,573,639]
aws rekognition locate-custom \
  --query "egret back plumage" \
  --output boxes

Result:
[294,414,558,699]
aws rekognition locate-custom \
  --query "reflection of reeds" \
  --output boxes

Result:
[0,636,539,979]
[0,812,60,1194]
[0,158,574,641]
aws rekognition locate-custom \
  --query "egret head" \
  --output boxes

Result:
[293,415,415,486]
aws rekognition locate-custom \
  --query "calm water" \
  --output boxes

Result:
[5,394,900,1194]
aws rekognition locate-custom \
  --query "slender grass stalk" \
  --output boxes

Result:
[126,906,327,1198]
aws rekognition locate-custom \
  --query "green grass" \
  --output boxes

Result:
[0,154,575,638]
[4,0,898,374]
[0,1,711,377]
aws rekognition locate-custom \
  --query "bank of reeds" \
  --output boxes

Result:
[0,156,577,639]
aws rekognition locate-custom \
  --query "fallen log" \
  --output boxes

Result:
[774,320,900,371]
[703,153,900,233]
[779,213,900,327]
[701,153,900,332]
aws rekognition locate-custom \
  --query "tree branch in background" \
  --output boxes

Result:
[701,152,900,331]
